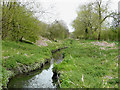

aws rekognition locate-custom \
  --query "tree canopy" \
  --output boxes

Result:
[1,1,69,42]
[72,0,119,41]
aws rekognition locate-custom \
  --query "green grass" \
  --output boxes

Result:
[1,39,118,88]
[2,41,51,68]
[1,40,65,88]
[53,39,118,88]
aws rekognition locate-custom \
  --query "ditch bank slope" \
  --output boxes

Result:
[1,39,69,89]
[53,40,118,88]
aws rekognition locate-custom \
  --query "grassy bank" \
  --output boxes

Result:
[1,40,67,89]
[1,39,118,89]
[53,40,118,88]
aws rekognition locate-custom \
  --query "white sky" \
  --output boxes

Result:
[28,0,119,32]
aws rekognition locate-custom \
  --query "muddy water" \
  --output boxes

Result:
[8,51,63,88]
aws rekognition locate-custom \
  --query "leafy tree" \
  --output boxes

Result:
[2,1,42,42]
[72,3,99,39]
[47,20,69,40]
[72,0,119,41]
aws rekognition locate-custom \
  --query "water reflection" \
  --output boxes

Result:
[52,51,63,64]
[23,64,55,88]
[8,51,63,88]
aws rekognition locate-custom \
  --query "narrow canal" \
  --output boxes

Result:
[8,51,63,88]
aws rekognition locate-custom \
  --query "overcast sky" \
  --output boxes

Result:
[29,0,119,32]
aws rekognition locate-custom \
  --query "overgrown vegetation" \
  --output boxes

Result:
[1,0,119,89]
[53,39,118,88]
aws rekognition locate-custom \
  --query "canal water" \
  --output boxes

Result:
[8,51,63,88]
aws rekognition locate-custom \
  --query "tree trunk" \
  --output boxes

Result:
[19,36,23,42]
[97,0,102,40]
[98,32,101,40]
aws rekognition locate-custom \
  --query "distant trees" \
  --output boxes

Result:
[46,20,69,40]
[72,0,119,41]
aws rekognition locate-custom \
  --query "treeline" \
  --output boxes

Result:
[45,21,69,40]
[72,0,119,41]
[2,1,69,43]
